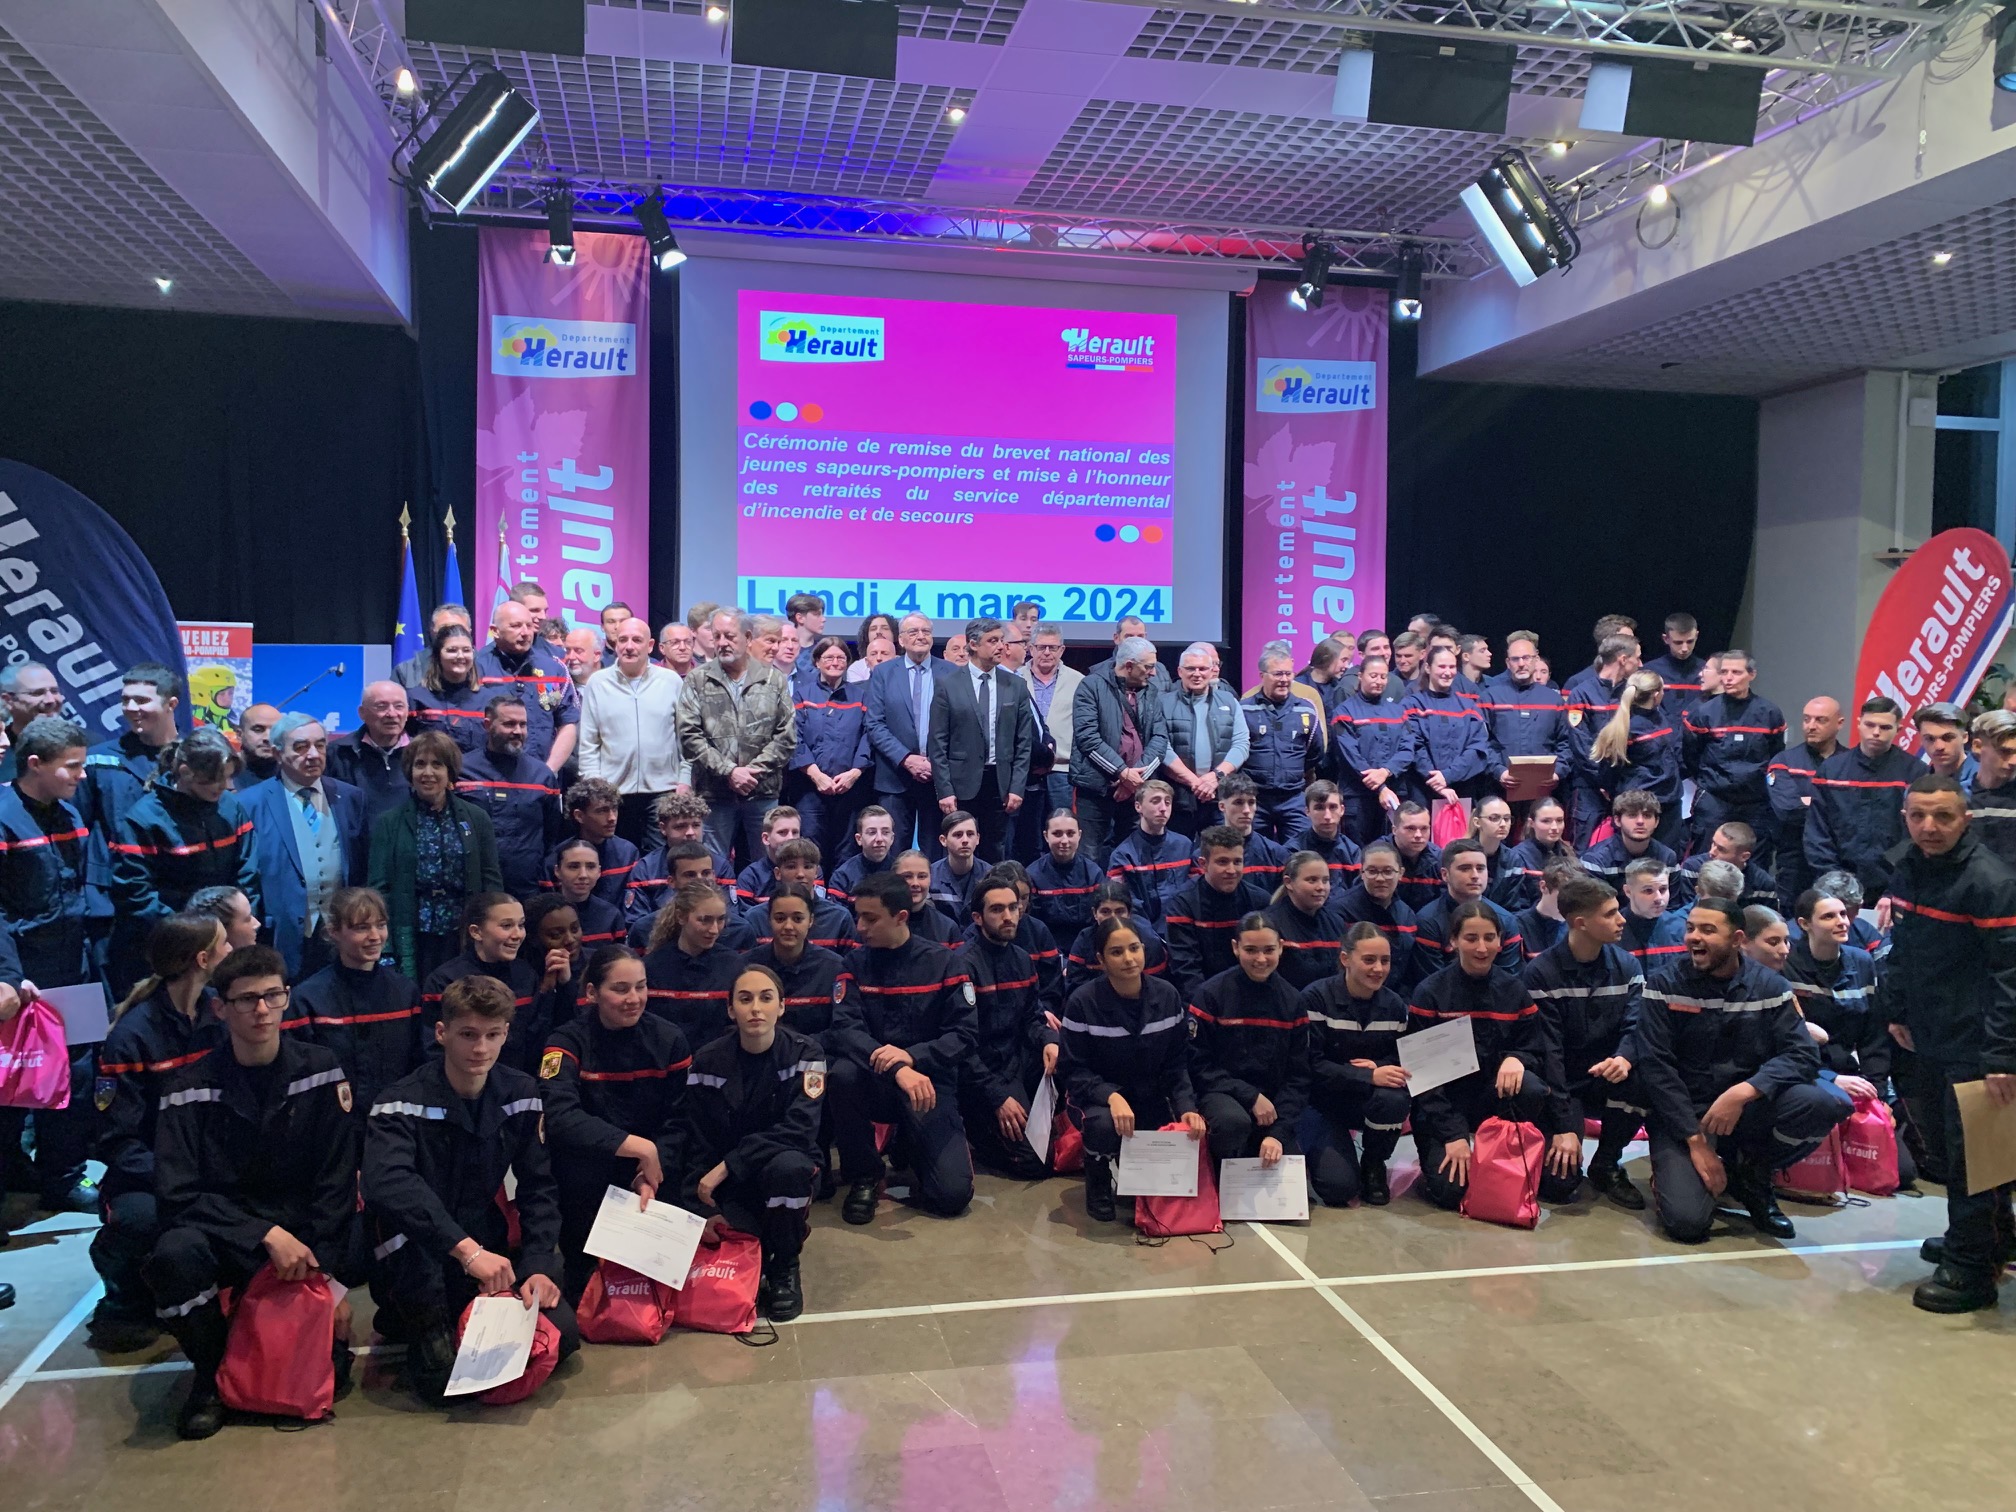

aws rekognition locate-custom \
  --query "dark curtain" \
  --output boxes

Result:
[412,213,478,613]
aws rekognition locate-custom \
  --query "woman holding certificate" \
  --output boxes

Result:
[1060,917,1204,1224]
[1404,902,1551,1211]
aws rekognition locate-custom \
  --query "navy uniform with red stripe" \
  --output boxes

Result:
[1105,828,1194,931]
[1622,906,1690,973]
[1523,939,1646,1192]
[626,840,736,929]
[825,849,893,907]
[142,1038,363,1393]
[1412,894,1524,982]
[1164,875,1271,995]
[1767,741,1834,903]
[1805,744,1927,899]
[1331,692,1415,843]
[474,641,578,766]
[1298,975,1411,1205]
[1609,711,1686,849]
[1683,692,1786,853]
[1028,852,1105,941]
[456,749,562,898]
[1335,884,1422,993]
[1404,689,1506,803]
[641,939,742,1046]
[1782,938,1890,1090]
[928,857,989,923]
[567,893,629,948]
[106,784,260,997]
[1287,825,1363,892]
[678,1025,826,1268]
[1059,974,1196,1157]
[294,959,423,1117]
[1395,844,1444,912]
[1065,917,1169,992]
[1492,835,1576,912]
[956,931,1057,1177]
[787,676,872,867]
[1968,776,2016,871]
[828,933,978,1214]
[1673,852,1777,910]
[1197,826,1290,891]
[1480,675,1571,798]
[540,833,639,911]
[1240,689,1326,840]
[1517,906,1567,960]
[79,733,168,930]
[1642,653,1707,714]
[405,681,490,755]
[1564,674,1628,847]
[1634,955,1845,1243]
[1404,964,1549,1210]
[420,953,552,1077]
[745,942,856,1041]
[750,898,859,955]
[1188,965,1310,1162]
[363,1057,578,1394]
[1579,834,1679,889]
[539,1011,692,1300]
[1263,895,1348,992]
[961,915,1064,1015]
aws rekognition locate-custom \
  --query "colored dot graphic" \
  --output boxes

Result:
[1093,524,1165,543]
[747,400,825,422]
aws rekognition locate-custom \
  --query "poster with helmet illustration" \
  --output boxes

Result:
[177,622,254,733]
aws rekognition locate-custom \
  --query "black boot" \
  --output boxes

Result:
[176,1382,226,1440]
[164,1301,231,1439]
[331,1337,355,1402]
[767,1260,804,1322]
[1359,1152,1390,1207]
[1737,1161,1795,1239]
[841,1177,880,1226]
[1588,1159,1646,1211]
[409,1325,457,1406]
[1912,1265,2000,1314]
[85,1302,160,1355]
[1084,1155,1117,1222]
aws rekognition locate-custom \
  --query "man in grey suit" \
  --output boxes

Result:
[927,618,1037,865]
[866,613,954,857]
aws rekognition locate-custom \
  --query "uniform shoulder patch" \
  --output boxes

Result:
[1566,708,1582,726]
[1187,1015,1199,1038]
[538,1048,564,1080]
[803,1068,825,1100]
[961,981,976,1006]
[832,978,846,1004]
[337,1080,354,1113]
[94,1075,117,1111]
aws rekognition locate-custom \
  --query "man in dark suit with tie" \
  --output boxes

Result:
[927,618,1037,865]
[866,613,953,858]
[239,712,369,979]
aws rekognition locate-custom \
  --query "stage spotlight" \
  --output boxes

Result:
[1460,148,1579,288]
[395,68,417,96]
[1998,6,2016,90]
[1289,235,1334,311]
[636,193,688,270]
[546,189,575,266]
[404,69,540,215]
[154,277,173,295]
[1391,249,1424,322]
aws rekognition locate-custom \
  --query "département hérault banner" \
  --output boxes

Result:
[477,229,650,625]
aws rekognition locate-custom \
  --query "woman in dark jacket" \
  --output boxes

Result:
[368,730,502,981]
[405,624,490,755]
[787,636,871,867]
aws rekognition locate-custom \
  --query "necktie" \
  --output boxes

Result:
[978,671,994,766]
[912,661,929,745]
[298,786,322,834]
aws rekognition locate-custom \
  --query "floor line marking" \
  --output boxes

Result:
[1314,1236,1924,1288]
[29,1362,191,1382]
[0,1282,102,1416]
[1248,1223,1569,1512]
[782,1277,1314,1326]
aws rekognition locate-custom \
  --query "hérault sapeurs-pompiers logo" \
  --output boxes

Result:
[1061,326,1156,373]
[1256,358,1377,413]
[759,311,885,362]
[491,317,637,378]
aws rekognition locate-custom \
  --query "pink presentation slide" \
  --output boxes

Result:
[736,289,1178,626]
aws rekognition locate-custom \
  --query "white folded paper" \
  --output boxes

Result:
[1398,1016,1479,1097]
[41,982,111,1047]
[1219,1155,1309,1222]
[445,1294,538,1398]
[584,1184,707,1290]
[1116,1129,1199,1197]
[1025,1075,1057,1163]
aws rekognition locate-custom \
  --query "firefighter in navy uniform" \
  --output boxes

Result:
[1682,652,1786,858]
[1882,777,2016,1312]
[1188,915,1311,1168]
[144,948,362,1440]
[77,663,184,974]
[1301,924,1412,1206]
[1165,826,1271,995]
[293,887,423,1120]
[1240,650,1325,841]
[957,874,1057,1179]
[538,945,691,1302]
[363,975,579,1407]
[829,872,979,1223]
[680,964,826,1322]
[456,699,564,899]
[1766,697,1843,907]
[1805,697,1926,901]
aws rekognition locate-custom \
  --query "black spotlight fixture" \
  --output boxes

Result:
[636,191,687,270]
[1391,247,1424,322]
[1289,234,1335,311]
[1460,148,1580,287]
[545,187,575,265]
[1997,4,2016,91]
[403,68,540,214]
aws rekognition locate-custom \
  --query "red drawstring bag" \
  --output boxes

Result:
[1588,817,1615,847]
[1050,1107,1084,1175]
[215,1267,337,1420]
[1430,798,1471,850]
[1775,1127,1847,1202]
[495,1186,522,1250]
[1841,1099,1900,1196]
[454,1298,562,1404]
[668,1229,762,1335]
[577,1261,675,1345]
[1134,1125,1222,1238]
[1461,1117,1542,1229]
[0,1001,71,1109]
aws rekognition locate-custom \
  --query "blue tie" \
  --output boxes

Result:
[298,786,322,834]
[913,661,929,745]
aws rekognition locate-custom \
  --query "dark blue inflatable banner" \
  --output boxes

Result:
[0,460,188,737]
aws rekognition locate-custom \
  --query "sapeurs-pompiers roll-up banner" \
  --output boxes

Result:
[1853,527,2014,756]
[1240,282,1388,679]
[476,228,650,626]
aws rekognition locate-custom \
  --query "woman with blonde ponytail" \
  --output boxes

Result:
[1590,671,1684,847]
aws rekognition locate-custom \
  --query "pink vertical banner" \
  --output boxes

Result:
[1239,283,1388,678]
[476,228,650,625]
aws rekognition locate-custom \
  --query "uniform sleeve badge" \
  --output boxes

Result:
[337,1080,354,1113]
[94,1076,117,1112]
[1187,1015,1199,1039]
[832,978,846,1004]
[538,1114,546,1144]
[804,1069,825,1099]
[1566,708,1582,727]
[962,981,977,1006]
[539,1049,564,1080]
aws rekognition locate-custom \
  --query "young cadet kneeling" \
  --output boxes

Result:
[146,947,363,1439]
[1189,914,1310,1170]
[539,946,691,1302]
[1299,923,1412,1206]
[957,872,1060,1179]
[680,965,826,1322]
[1061,916,1205,1222]
[364,975,578,1405]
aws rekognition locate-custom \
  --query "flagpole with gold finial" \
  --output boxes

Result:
[400,501,411,538]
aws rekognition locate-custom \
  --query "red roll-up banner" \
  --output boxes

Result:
[1852,528,2013,754]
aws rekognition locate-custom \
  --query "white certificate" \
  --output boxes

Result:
[1219,1155,1310,1223]
[583,1184,707,1290]
[42,982,111,1047]
[1398,1016,1479,1096]
[1116,1129,1200,1197]
[1025,1075,1057,1164]
[444,1295,539,1398]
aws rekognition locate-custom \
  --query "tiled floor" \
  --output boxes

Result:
[3,1154,2011,1512]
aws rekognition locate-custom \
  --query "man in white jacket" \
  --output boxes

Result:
[578,616,688,847]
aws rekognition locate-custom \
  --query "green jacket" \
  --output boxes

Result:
[368,795,503,980]
[674,659,796,800]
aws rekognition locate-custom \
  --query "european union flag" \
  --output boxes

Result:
[395,534,423,667]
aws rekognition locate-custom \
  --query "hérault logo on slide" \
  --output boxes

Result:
[760,312,885,362]
[1061,326,1156,373]
[491,317,637,378]
[1256,359,1378,413]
